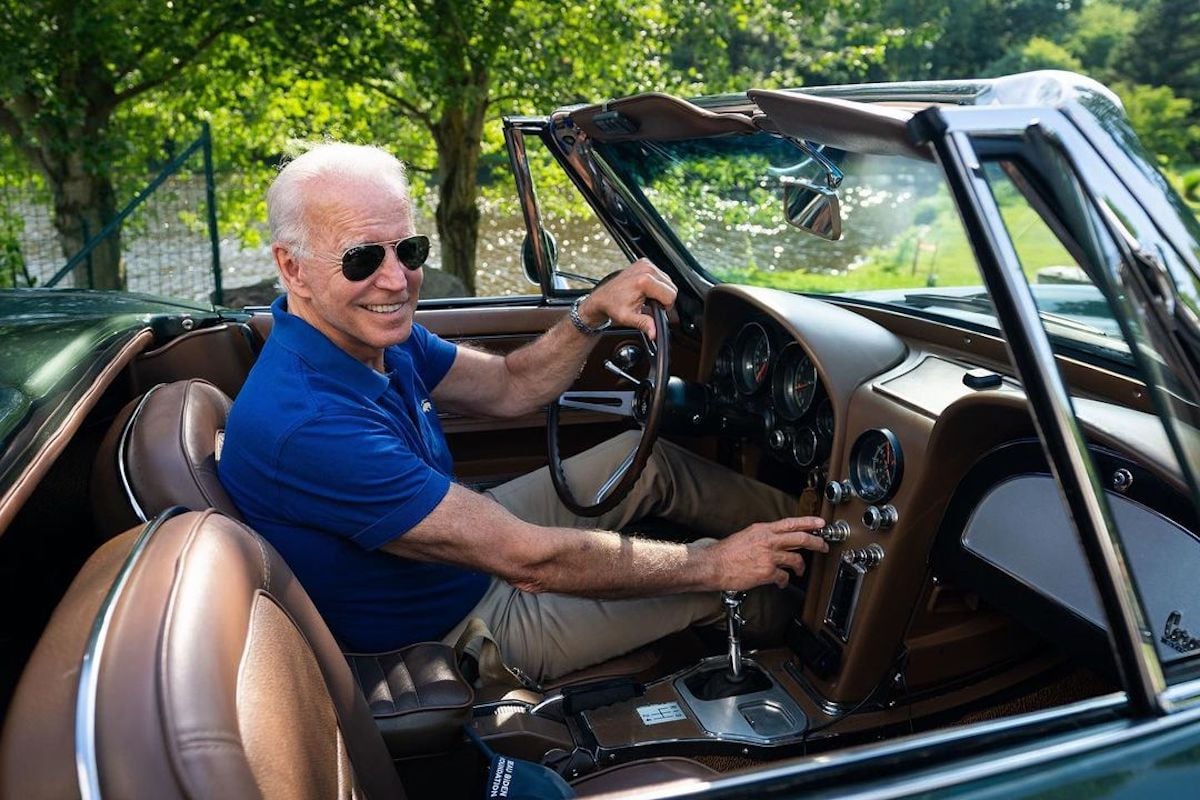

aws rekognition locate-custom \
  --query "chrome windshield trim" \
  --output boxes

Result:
[75,507,186,799]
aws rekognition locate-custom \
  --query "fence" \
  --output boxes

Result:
[0,124,225,303]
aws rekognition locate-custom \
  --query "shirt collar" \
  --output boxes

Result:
[270,295,391,400]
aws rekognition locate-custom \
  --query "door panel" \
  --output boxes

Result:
[416,303,700,488]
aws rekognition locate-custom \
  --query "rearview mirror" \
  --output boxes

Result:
[783,177,843,241]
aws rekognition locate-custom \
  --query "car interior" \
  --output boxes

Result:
[1,88,1197,798]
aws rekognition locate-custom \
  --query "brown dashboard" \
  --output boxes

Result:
[696,284,1193,713]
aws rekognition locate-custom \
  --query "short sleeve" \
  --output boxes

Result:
[406,324,458,389]
[275,411,451,550]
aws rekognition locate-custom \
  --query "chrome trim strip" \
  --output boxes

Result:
[1162,678,1200,711]
[620,692,1133,800]
[115,383,166,523]
[75,508,186,800]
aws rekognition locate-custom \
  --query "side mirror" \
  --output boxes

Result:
[783,177,842,241]
[521,227,558,286]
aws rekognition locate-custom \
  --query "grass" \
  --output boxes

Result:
[712,188,1077,295]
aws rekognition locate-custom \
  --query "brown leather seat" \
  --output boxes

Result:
[91,378,241,537]
[0,509,717,798]
[0,509,403,799]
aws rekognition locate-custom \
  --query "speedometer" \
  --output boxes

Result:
[733,322,772,395]
[849,429,903,503]
[772,343,818,420]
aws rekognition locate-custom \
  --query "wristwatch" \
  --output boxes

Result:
[569,295,611,336]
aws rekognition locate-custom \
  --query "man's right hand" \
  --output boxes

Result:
[701,517,830,590]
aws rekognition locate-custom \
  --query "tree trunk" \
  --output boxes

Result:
[51,155,123,290]
[431,94,487,297]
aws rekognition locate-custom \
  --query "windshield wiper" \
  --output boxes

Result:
[901,292,1112,338]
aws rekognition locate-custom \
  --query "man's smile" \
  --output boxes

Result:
[364,303,405,314]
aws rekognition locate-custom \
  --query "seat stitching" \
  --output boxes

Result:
[405,655,421,709]
[377,656,396,713]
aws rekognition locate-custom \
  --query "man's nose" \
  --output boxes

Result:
[373,247,409,290]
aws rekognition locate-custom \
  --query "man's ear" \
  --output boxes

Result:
[274,243,310,298]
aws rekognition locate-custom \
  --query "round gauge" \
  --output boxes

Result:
[849,428,904,504]
[733,322,772,395]
[791,426,819,467]
[816,398,835,438]
[772,343,819,421]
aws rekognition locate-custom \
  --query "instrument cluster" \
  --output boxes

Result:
[711,320,834,469]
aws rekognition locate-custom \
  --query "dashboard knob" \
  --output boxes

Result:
[843,543,885,569]
[825,480,853,505]
[768,429,788,450]
[862,504,898,531]
[818,520,851,543]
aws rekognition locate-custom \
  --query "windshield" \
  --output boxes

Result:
[596,132,1128,360]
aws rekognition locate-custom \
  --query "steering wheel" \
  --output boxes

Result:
[547,300,670,516]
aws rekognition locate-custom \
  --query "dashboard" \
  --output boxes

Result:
[694,284,1199,705]
[710,318,836,471]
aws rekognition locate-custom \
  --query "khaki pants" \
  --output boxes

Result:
[444,431,798,683]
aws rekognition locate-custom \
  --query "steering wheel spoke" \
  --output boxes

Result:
[592,447,639,504]
[558,390,636,418]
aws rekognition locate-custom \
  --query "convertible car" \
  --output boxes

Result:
[2,70,1200,798]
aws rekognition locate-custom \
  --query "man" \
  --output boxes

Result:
[220,142,829,683]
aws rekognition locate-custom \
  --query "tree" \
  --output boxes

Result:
[0,2,277,288]
[986,37,1084,77]
[1064,0,1139,80]
[330,0,903,295]
[876,0,1077,80]
[1115,0,1200,105]
[1112,82,1200,164]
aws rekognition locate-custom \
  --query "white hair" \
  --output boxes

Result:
[267,142,410,257]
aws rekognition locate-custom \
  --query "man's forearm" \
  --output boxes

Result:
[509,527,719,598]
[387,486,719,597]
[498,315,598,416]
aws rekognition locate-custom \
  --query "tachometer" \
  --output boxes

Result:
[849,428,903,503]
[733,322,772,395]
[772,342,818,420]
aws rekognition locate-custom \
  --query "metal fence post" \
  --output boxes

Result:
[201,122,222,305]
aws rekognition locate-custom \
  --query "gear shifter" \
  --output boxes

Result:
[683,591,771,700]
[723,590,746,682]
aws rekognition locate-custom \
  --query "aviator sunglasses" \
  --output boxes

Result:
[333,234,431,281]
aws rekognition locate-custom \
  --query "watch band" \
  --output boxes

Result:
[569,295,611,336]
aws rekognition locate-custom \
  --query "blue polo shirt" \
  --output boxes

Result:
[219,296,490,652]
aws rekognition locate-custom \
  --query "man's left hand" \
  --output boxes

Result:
[577,258,677,341]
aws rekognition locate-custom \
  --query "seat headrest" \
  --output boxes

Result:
[92,379,242,537]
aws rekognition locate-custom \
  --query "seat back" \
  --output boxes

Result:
[92,379,242,536]
[0,509,404,799]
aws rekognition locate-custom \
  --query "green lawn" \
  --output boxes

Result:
[712,188,1076,295]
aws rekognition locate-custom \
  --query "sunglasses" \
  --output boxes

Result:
[336,235,430,281]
